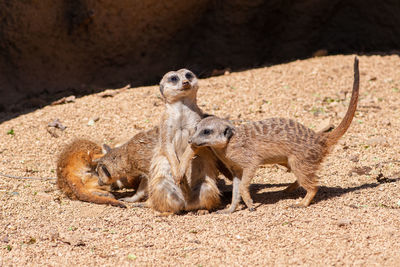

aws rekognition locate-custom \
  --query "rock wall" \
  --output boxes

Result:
[1,0,400,111]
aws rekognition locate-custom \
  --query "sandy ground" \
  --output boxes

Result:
[0,55,399,266]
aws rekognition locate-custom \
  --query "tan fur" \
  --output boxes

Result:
[188,57,360,213]
[56,139,126,208]
[148,68,221,214]
[95,127,159,203]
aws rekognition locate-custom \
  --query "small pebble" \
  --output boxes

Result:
[2,235,9,243]
[337,219,351,227]
[367,137,388,146]
[349,155,359,162]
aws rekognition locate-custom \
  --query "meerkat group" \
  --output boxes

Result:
[57,57,360,214]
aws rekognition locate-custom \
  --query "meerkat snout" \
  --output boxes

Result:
[182,80,190,89]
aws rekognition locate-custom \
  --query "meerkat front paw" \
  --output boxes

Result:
[216,207,235,214]
[173,172,185,185]
[196,209,210,215]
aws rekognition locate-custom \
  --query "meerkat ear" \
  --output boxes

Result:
[223,126,235,139]
[102,144,112,154]
[159,84,165,97]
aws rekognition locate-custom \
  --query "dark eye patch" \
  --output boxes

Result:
[168,75,179,83]
[185,72,194,80]
[202,129,213,135]
[101,165,111,178]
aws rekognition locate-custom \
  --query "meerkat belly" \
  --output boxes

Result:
[260,155,288,165]
[171,110,200,158]
[173,128,191,158]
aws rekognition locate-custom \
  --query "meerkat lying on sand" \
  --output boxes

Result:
[57,139,127,208]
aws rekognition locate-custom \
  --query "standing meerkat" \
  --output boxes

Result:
[56,139,126,208]
[148,68,222,214]
[95,127,159,203]
[185,57,359,213]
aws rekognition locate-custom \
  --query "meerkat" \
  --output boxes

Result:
[147,68,222,215]
[95,127,159,203]
[185,57,359,213]
[56,139,126,208]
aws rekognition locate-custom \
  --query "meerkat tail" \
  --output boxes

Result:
[324,56,359,147]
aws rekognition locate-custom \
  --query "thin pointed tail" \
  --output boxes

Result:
[325,57,359,147]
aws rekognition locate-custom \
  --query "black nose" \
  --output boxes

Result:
[182,81,190,86]
[188,139,192,144]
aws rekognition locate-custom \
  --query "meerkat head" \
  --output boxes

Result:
[94,144,127,186]
[189,116,236,149]
[159,68,198,103]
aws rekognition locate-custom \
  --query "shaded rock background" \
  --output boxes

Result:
[1,0,400,112]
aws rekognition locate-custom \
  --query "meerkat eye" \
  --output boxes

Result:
[202,129,212,135]
[185,72,194,80]
[169,75,179,83]
[223,126,234,139]
[101,165,111,178]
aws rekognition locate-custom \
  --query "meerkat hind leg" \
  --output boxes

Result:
[283,180,300,193]
[82,191,126,208]
[185,176,220,212]
[289,157,318,207]
[148,156,186,213]
[294,186,318,207]
[119,178,147,203]
[216,176,241,214]
[91,190,115,198]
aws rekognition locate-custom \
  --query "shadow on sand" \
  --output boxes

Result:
[219,176,400,209]
[112,176,400,211]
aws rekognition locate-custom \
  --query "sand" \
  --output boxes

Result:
[0,55,399,266]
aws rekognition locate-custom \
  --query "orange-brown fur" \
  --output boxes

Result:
[56,139,126,208]
[148,69,221,214]
[188,57,360,213]
[95,127,159,203]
